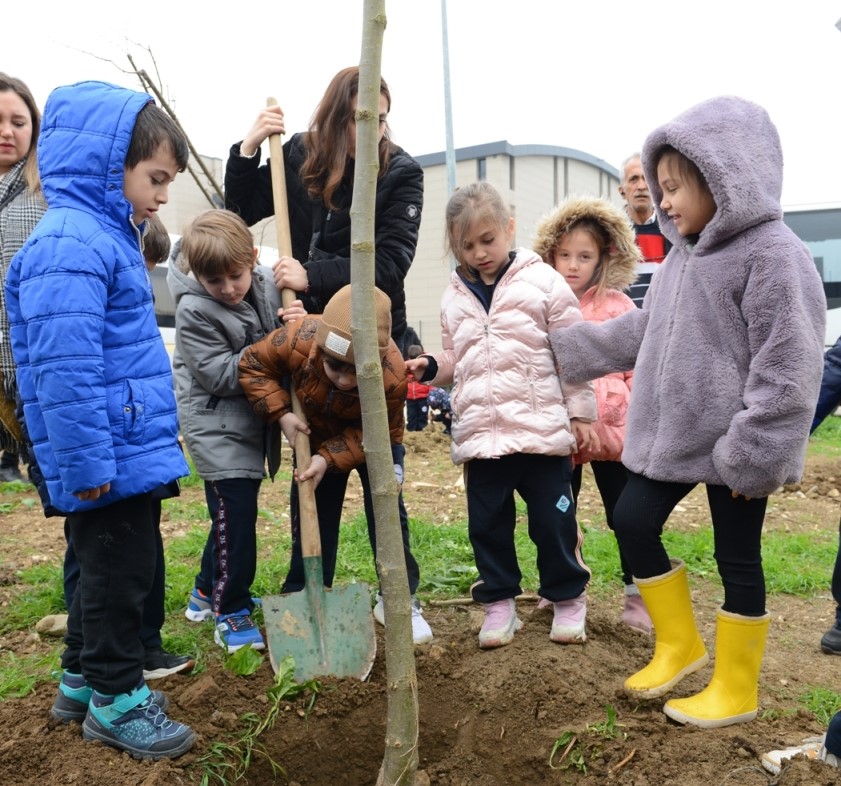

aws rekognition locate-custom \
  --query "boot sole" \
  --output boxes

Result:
[624,651,710,699]
[663,703,757,728]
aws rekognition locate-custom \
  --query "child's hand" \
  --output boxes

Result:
[74,482,111,501]
[278,299,307,323]
[295,454,328,488]
[406,356,429,376]
[571,419,601,455]
[273,255,309,292]
[280,412,310,447]
[240,104,285,157]
[731,489,753,501]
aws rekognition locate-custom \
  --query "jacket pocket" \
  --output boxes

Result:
[121,379,147,443]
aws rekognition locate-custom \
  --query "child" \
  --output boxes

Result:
[406,181,598,649]
[169,208,282,653]
[405,344,432,431]
[427,386,452,435]
[550,96,826,728]
[533,197,651,634]
[238,284,434,645]
[56,214,195,680]
[6,81,195,758]
[807,334,841,655]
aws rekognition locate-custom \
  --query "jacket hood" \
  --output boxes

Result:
[167,258,209,305]
[532,197,640,291]
[37,80,153,232]
[642,95,783,253]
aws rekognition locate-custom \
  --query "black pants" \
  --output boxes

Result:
[61,494,157,695]
[832,517,841,624]
[64,503,165,650]
[465,453,590,604]
[195,477,262,616]
[406,399,428,431]
[282,444,420,594]
[571,460,631,584]
[612,471,767,615]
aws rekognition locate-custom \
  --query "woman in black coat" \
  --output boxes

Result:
[224,66,423,354]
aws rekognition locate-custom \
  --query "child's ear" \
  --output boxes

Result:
[508,216,516,236]
[251,248,259,268]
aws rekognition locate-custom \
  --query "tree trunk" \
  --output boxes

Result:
[351,3,420,785]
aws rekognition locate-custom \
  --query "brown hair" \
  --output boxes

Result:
[445,182,511,282]
[142,214,171,266]
[654,145,711,199]
[180,209,255,279]
[299,66,393,210]
[0,72,41,193]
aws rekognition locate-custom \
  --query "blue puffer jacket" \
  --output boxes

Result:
[5,81,189,512]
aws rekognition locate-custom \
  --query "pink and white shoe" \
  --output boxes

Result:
[620,591,653,634]
[550,592,587,644]
[479,598,522,649]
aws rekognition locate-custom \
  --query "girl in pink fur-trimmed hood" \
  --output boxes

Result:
[550,96,826,730]
[534,197,649,634]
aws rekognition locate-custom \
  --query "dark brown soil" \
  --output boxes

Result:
[0,427,839,785]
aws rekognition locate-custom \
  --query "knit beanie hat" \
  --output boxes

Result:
[315,285,392,363]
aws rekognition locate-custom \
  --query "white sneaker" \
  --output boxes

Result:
[373,594,434,645]
[760,736,833,774]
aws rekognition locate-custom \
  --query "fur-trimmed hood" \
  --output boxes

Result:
[532,197,641,292]
[642,95,783,252]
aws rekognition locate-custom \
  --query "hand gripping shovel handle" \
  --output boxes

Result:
[266,97,321,559]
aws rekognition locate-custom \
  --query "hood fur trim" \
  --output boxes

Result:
[532,197,641,291]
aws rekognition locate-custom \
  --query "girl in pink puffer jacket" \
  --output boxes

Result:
[534,197,650,634]
[407,182,598,649]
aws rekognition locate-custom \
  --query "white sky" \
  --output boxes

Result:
[6,1,841,208]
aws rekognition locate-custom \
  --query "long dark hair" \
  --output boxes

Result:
[299,66,393,210]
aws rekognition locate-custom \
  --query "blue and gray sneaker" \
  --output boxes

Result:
[185,587,213,622]
[214,609,265,652]
[82,681,194,760]
[50,671,168,724]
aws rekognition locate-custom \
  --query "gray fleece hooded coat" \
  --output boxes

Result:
[549,96,825,499]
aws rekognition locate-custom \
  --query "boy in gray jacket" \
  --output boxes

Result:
[169,209,282,652]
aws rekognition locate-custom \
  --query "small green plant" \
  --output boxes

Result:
[549,731,587,774]
[224,645,264,677]
[586,704,625,740]
[196,655,321,785]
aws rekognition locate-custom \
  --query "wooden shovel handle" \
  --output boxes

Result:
[266,97,321,558]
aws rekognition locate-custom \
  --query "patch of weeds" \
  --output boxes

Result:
[196,655,321,785]
[0,650,59,700]
[224,645,264,677]
[800,686,841,725]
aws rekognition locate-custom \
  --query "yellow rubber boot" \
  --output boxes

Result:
[624,560,709,699]
[664,608,770,728]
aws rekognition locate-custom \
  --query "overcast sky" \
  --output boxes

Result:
[7,1,841,208]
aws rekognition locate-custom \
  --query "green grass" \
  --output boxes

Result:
[808,415,841,458]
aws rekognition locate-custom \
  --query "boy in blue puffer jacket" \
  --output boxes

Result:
[5,81,195,760]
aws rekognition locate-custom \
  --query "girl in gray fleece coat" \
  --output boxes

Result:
[550,96,825,729]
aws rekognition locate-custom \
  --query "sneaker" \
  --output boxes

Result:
[550,592,587,644]
[821,622,841,655]
[214,609,265,652]
[478,598,522,649]
[143,647,196,680]
[536,596,552,611]
[761,736,838,774]
[83,681,194,760]
[372,594,434,645]
[0,465,23,483]
[620,589,653,634]
[51,671,168,724]
[185,587,212,622]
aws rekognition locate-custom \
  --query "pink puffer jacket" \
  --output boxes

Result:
[430,249,596,465]
[573,287,635,464]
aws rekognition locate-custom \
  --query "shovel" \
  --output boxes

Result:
[259,97,376,682]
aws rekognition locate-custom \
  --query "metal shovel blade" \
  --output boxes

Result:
[262,558,377,682]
